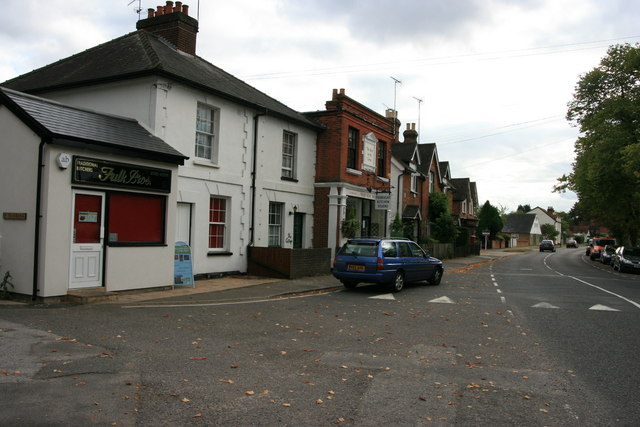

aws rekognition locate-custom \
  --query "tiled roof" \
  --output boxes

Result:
[502,214,537,234]
[2,31,320,129]
[1,87,186,164]
[450,178,470,201]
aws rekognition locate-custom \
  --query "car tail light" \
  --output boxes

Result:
[377,257,384,270]
[332,257,337,268]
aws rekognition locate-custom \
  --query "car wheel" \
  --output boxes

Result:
[341,281,358,289]
[428,268,443,286]
[389,271,404,293]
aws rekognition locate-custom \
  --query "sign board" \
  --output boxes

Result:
[375,192,392,210]
[72,156,172,193]
[361,132,378,173]
[174,241,194,287]
[3,212,27,221]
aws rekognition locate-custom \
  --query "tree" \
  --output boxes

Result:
[431,212,458,243]
[477,201,503,243]
[540,223,559,241]
[516,204,531,214]
[428,193,449,221]
[555,43,640,245]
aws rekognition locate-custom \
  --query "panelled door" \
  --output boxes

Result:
[70,191,104,289]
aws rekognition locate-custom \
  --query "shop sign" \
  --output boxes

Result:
[174,241,194,287]
[72,156,171,193]
[3,212,27,220]
[361,132,378,173]
[375,192,391,210]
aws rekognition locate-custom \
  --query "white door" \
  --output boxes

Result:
[176,202,192,245]
[70,191,104,289]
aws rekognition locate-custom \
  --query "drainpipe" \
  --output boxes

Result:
[32,138,47,301]
[249,109,267,247]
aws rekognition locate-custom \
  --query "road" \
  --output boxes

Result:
[1,247,638,425]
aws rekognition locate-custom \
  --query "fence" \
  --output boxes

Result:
[423,242,481,260]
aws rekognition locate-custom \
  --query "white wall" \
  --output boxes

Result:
[0,106,39,296]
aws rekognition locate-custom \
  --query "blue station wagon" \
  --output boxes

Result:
[332,238,443,292]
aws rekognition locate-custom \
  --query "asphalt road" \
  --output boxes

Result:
[1,248,638,425]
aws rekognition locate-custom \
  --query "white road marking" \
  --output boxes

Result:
[500,296,506,304]
[532,302,560,309]
[589,304,620,312]
[429,296,456,304]
[369,293,396,300]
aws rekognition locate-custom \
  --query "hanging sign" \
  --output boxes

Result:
[375,192,392,210]
[174,241,194,287]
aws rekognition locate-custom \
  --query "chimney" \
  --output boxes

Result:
[403,123,418,143]
[136,2,199,55]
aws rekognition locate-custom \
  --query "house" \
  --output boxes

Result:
[502,213,542,247]
[1,2,326,296]
[527,206,562,243]
[0,87,186,299]
[304,89,397,255]
[450,178,479,243]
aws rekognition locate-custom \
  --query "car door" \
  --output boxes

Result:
[408,241,433,280]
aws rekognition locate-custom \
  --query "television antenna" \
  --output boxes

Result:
[128,0,142,19]
[413,96,423,142]
[390,76,402,141]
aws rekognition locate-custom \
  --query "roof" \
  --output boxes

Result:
[502,214,538,234]
[450,178,471,202]
[391,142,419,171]
[0,87,186,164]
[2,31,320,130]
[402,205,421,220]
[416,143,438,176]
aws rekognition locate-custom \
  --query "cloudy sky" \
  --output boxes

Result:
[2,0,639,213]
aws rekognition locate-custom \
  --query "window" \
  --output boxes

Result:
[411,173,417,193]
[347,127,359,169]
[209,197,228,250]
[462,200,467,214]
[377,141,386,176]
[282,131,297,179]
[429,171,435,193]
[108,192,165,245]
[195,103,217,160]
[268,202,283,247]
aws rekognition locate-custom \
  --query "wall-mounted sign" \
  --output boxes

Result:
[78,211,98,223]
[375,192,391,210]
[3,212,27,221]
[361,132,378,173]
[72,156,171,193]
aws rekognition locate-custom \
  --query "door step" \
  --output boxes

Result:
[66,288,118,304]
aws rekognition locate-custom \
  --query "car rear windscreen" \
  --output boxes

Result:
[340,242,378,257]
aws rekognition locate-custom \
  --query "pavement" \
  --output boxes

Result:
[0,249,524,307]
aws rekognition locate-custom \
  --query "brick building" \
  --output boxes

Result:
[305,89,398,254]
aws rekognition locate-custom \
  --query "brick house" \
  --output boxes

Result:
[450,178,479,243]
[304,89,398,254]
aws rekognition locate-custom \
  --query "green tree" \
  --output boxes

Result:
[516,204,531,214]
[428,193,449,221]
[431,212,458,243]
[540,223,559,241]
[556,43,640,245]
[477,201,503,242]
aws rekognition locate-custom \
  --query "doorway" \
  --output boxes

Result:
[70,191,104,289]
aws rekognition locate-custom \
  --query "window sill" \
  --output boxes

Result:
[376,176,389,183]
[346,168,362,176]
[281,176,299,183]
[207,251,233,256]
[193,159,220,168]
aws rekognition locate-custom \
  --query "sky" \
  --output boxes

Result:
[2,0,640,214]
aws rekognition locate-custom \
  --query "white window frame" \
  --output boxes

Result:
[429,171,435,193]
[268,202,284,247]
[462,200,467,214]
[410,173,418,193]
[208,197,228,251]
[195,103,219,163]
[281,131,297,179]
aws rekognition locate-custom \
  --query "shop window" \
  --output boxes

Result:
[268,202,283,247]
[195,103,219,162]
[347,127,359,170]
[108,193,165,245]
[209,197,228,250]
[282,131,297,179]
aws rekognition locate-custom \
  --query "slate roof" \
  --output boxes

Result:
[502,214,538,234]
[415,143,437,176]
[391,142,419,170]
[0,87,186,164]
[2,31,320,130]
[450,178,471,202]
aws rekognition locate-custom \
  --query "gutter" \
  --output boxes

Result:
[249,109,267,246]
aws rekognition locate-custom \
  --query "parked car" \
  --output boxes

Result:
[612,246,640,273]
[332,238,443,292]
[588,238,617,260]
[599,245,617,265]
[566,239,578,248]
[539,240,555,252]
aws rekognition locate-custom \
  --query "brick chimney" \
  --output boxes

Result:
[403,123,418,143]
[136,1,198,55]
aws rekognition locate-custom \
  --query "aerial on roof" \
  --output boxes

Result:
[0,87,186,164]
[2,30,320,130]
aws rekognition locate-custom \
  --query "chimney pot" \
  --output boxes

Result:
[156,6,164,15]
[166,1,174,12]
[182,4,189,15]
[332,88,338,98]
[147,8,155,18]
[339,88,345,95]
[175,1,182,12]
[411,123,415,130]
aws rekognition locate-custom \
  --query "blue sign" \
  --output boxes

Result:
[174,241,194,287]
